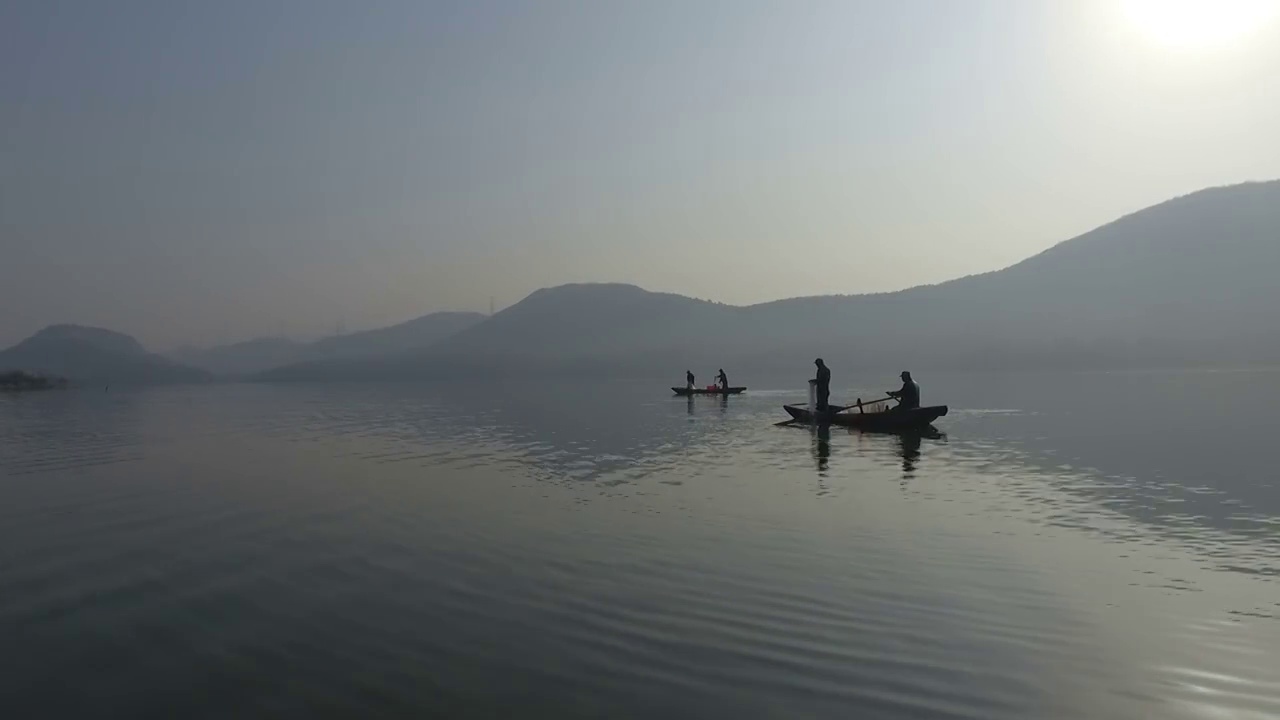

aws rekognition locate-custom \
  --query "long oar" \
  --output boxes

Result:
[835,396,896,414]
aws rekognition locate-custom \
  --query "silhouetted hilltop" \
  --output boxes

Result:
[0,325,211,384]
[748,180,1280,367]
[437,284,740,358]
[260,180,1280,380]
[305,311,485,360]
[171,337,304,377]
[177,311,486,376]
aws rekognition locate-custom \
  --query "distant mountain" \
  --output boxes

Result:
[0,325,211,384]
[178,311,486,376]
[303,311,486,360]
[256,285,741,381]
[261,180,1280,381]
[170,337,305,377]
[744,179,1280,369]
[433,284,740,359]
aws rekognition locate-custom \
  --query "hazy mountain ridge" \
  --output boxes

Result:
[0,325,211,384]
[13,181,1277,384]
[262,180,1280,381]
[433,284,741,358]
[701,180,1280,369]
[304,312,486,360]
[170,337,305,377]
[175,311,487,376]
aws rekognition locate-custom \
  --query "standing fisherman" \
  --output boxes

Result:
[813,359,831,412]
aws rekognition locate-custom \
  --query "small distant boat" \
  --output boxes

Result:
[673,386,747,396]
[782,404,947,430]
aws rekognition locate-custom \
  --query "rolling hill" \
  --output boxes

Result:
[265,180,1280,380]
[303,311,486,360]
[175,311,486,376]
[170,337,304,377]
[0,325,211,385]
[746,179,1280,368]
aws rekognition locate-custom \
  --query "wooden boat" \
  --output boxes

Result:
[673,386,747,396]
[782,404,947,430]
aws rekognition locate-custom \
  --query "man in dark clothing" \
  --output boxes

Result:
[888,371,920,409]
[686,370,695,390]
[716,369,729,391]
[814,358,831,411]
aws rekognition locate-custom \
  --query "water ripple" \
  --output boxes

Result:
[2,379,1278,718]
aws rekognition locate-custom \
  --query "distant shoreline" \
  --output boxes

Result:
[0,370,69,392]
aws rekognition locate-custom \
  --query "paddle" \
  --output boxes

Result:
[775,397,902,425]
[834,396,896,414]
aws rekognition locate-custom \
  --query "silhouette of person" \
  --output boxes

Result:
[888,371,920,409]
[686,370,695,391]
[814,359,831,412]
[716,368,729,391]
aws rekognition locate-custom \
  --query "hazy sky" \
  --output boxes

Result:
[3,0,1278,348]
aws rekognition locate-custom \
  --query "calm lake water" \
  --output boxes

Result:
[2,371,1278,719]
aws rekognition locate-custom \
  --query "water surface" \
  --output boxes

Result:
[1,371,1277,718]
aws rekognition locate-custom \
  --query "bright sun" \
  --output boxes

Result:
[1122,0,1280,49]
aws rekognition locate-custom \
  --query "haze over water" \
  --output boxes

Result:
[2,371,1277,719]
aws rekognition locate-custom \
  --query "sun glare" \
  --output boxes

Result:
[1122,0,1280,49]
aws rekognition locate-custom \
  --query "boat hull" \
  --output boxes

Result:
[783,404,947,430]
[673,386,746,396]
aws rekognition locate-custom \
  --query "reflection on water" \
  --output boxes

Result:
[685,393,730,417]
[813,425,830,475]
[0,373,1277,719]
[898,431,922,476]
[795,420,941,480]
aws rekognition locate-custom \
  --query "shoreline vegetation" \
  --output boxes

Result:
[0,370,69,392]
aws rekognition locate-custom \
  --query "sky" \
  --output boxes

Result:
[2,0,1279,349]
